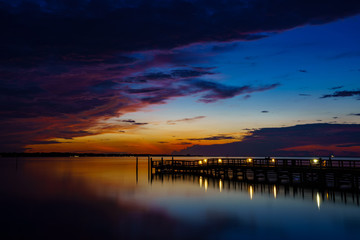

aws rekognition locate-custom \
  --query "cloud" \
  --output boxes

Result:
[167,116,206,125]
[330,86,343,90]
[187,134,239,141]
[261,111,269,113]
[349,113,360,116]
[2,0,359,60]
[298,69,307,73]
[173,142,193,145]
[1,0,360,151]
[127,74,280,105]
[125,67,215,83]
[299,93,311,96]
[336,143,360,147]
[321,90,360,99]
[174,123,360,156]
[188,80,280,103]
[119,119,148,125]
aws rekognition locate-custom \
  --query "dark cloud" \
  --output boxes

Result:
[119,119,148,125]
[167,116,206,125]
[133,122,148,126]
[261,111,269,113]
[298,69,307,73]
[175,123,360,156]
[125,67,215,83]
[330,86,343,90]
[174,142,193,145]
[299,93,311,96]
[349,113,360,116]
[31,140,61,145]
[144,72,173,80]
[1,0,359,61]
[1,0,360,151]
[171,69,214,78]
[187,135,238,141]
[127,76,280,105]
[321,90,360,99]
[188,80,280,103]
[120,119,136,123]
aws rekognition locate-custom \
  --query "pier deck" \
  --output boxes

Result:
[149,157,360,191]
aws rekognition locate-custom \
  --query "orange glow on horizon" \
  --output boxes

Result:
[25,127,245,153]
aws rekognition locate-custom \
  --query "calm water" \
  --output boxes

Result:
[1,157,360,240]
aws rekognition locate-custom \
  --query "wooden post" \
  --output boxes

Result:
[136,156,138,184]
[147,155,150,182]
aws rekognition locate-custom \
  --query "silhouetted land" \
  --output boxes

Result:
[0,152,202,158]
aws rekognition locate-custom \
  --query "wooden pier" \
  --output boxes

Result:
[149,157,360,192]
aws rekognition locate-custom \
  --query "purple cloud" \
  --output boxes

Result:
[175,123,360,156]
[1,0,360,151]
[167,116,206,125]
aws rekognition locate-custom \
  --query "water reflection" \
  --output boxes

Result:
[1,157,360,240]
[249,185,253,200]
[152,173,360,207]
[274,185,277,199]
[317,192,321,210]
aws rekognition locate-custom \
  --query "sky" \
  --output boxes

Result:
[1,0,360,155]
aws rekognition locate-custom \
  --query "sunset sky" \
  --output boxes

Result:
[1,0,360,155]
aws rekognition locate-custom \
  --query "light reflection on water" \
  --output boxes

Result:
[1,157,360,240]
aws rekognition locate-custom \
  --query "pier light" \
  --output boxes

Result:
[247,158,252,163]
[273,185,277,199]
[316,192,321,210]
[312,159,319,164]
[218,158,222,163]
[204,158,207,163]
[271,158,275,162]
[198,160,203,165]
[249,185,253,200]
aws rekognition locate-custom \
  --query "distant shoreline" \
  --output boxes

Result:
[0,153,204,158]
[1,152,360,159]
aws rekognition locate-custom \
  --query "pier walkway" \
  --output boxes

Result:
[149,157,360,191]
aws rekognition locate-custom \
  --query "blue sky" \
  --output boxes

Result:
[1,0,360,155]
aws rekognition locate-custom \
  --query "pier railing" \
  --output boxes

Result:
[151,157,360,171]
[149,157,360,192]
